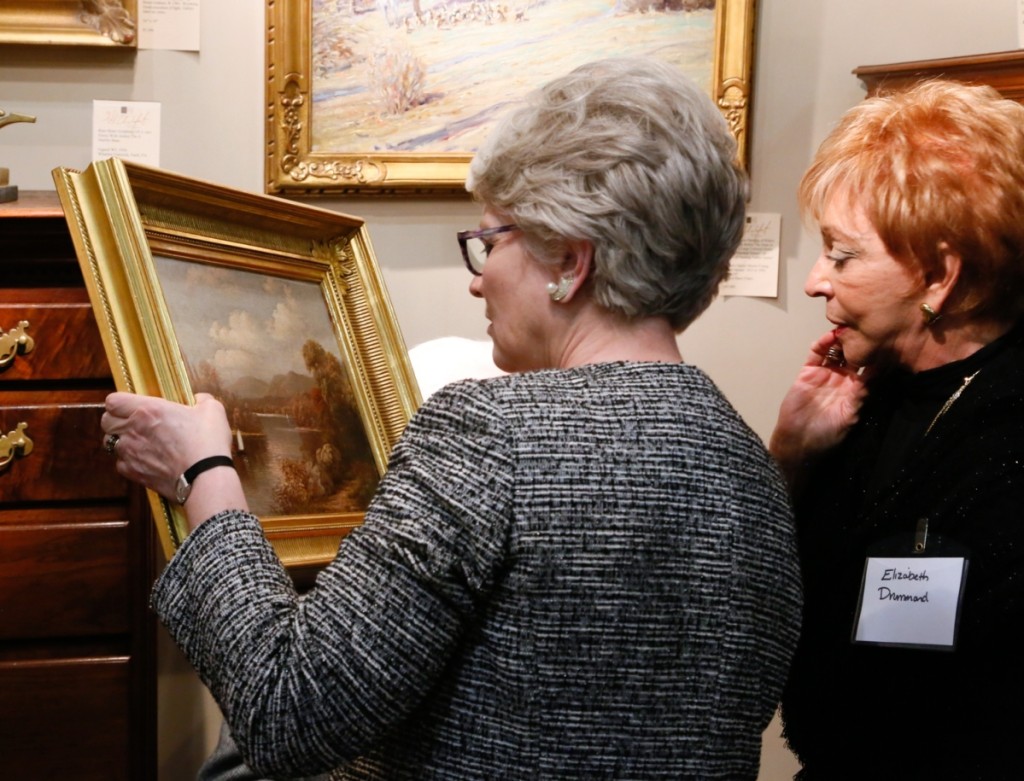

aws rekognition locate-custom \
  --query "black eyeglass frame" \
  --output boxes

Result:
[456,224,519,275]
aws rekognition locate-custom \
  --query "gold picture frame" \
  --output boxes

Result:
[53,159,421,566]
[266,0,756,196]
[0,0,137,47]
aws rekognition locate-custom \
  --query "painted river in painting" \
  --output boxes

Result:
[234,414,319,516]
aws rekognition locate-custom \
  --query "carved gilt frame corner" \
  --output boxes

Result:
[0,1,137,47]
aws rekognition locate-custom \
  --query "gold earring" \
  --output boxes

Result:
[546,275,574,302]
[920,303,941,325]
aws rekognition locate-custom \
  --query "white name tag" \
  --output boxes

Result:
[852,556,967,649]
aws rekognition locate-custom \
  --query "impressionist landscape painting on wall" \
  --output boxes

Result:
[310,0,717,154]
[153,255,380,519]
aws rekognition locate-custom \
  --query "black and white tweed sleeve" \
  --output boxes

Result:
[151,381,515,777]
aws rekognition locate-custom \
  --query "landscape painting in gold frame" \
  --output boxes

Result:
[0,0,137,46]
[266,0,755,195]
[53,159,421,567]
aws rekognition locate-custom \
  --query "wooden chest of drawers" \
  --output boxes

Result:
[0,192,156,780]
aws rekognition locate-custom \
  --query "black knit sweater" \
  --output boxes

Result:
[782,323,1024,779]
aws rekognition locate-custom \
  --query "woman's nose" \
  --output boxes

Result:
[804,256,832,299]
[469,274,483,299]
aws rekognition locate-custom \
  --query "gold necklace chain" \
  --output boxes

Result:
[924,370,980,437]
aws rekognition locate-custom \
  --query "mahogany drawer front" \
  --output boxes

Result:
[0,518,130,639]
[0,389,126,502]
[0,658,132,781]
[0,288,109,381]
[0,195,157,781]
[0,207,77,262]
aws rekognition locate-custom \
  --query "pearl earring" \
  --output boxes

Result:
[546,275,574,302]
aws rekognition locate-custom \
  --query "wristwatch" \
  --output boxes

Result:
[175,455,235,505]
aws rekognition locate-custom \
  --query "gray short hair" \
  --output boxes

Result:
[467,56,747,332]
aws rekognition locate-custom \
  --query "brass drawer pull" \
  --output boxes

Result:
[0,422,34,474]
[0,320,35,371]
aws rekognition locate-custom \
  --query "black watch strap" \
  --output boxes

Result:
[184,455,235,484]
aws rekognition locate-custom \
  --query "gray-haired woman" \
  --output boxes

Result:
[104,57,801,780]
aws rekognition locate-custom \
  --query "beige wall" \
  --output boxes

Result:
[1,0,1017,777]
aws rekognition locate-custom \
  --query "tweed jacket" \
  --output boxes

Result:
[153,362,802,780]
[781,323,1024,779]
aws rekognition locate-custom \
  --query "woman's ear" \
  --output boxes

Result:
[924,242,962,312]
[550,239,594,303]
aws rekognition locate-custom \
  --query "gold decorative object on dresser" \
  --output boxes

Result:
[0,191,156,780]
[0,108,37,204]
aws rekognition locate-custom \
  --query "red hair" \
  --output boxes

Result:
[800,79,1024,322]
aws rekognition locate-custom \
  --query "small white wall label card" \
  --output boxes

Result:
[139,0,200,51]
[92,101,161,167]
[721,212,780,298]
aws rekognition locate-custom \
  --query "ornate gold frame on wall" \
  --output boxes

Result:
[0,1,137,46]
[265,0,757,196]
[52,159,421,566]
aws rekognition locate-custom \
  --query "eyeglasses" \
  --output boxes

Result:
[457,224,519,276]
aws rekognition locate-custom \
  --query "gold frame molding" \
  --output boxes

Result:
[266,0,756,196]
[53,159,421,566]
[0,0,137,47]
